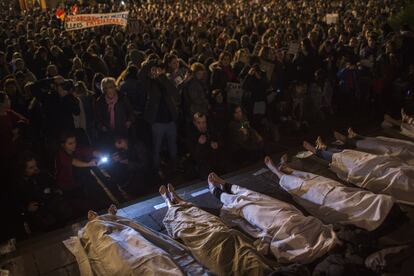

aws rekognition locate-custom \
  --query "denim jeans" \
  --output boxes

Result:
[316,149,334,162]
[151,121,177,168]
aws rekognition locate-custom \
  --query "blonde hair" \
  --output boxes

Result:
[233,48,249,63]
[101,77,117,94]
[190,62,206,73]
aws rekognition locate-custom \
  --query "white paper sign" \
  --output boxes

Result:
[226,82,244,104]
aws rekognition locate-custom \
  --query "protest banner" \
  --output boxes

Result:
[226,82,244,105]
[65,11,129,31]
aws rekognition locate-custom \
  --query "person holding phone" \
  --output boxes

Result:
[55,131,101,202]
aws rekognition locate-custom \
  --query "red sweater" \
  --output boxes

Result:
[55,147,94,191]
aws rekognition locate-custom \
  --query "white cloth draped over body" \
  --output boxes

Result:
[331,149,414,206]
[64,214,209,276]
[354,136,414,164]
[278,170,395,231]
[218,184,339,264]
[163,203,275,276]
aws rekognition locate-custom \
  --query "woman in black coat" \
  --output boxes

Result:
[95,77,134,145]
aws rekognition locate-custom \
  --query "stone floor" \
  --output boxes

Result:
[1,126,414,275]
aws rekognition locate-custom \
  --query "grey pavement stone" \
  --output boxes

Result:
[133,214,163,231]
[34,243,75,274]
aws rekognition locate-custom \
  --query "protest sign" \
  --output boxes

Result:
[65,11,129,31]
[226,82,243,104]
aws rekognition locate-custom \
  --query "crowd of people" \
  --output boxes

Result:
[1,0,414,238]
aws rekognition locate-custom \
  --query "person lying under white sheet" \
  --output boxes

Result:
[207,173,340,265]
[263,155,398,232]
[64,205,199,276]
[160,184,275,276]
[303,137,414,206]
[333,128,414,164]
[382,109,414,139]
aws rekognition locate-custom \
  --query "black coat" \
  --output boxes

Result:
[95,93,134,134]
[142,75,179,124]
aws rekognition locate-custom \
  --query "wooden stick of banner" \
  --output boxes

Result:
[90,169,120,205]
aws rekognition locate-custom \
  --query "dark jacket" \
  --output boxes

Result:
[14,173,55,213]
[95,93,134,134]
[186,124,219,160]
[142,74,179,124]
[119,78,146,115]
[182,76,209,117]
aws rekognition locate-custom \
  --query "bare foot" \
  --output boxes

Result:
[280,154,288,165]
[401,108,407,122]
[87,210,98,221]
[315,136,327,150]
[347,128,357,139]
[264,154,287,172]
[264,156,287,178]
[334,131,347,142]
[303,141,316,154]
[264,156,276,171]
[167,183,184,204]
[108,204,117,215]
[401,109,413,124]
[159,185,172,207]
[208,172,226,190]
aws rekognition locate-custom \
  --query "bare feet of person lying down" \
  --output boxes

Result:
[334,131,347,142]
[108,204,117,215]
[264,155,292,177]
[88,210,98,221]
[167,183,184,204]
[401,108,408,122]
[159,185,172,208]
[280,153,288,165]
[347,127,358,139]
[264,156,279,174]
[315,136,327,150]
[208,172,226,191]
[401,108,414,124]
[303,141,317,154]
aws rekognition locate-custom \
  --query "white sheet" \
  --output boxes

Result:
[331,149,414,206]
[64,214,193,276]
[279,170,395,231]
[220,185,339,264]
[163,203,275,276]
[355,136,414,164]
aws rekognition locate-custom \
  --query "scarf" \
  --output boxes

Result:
[105,93,118,130]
